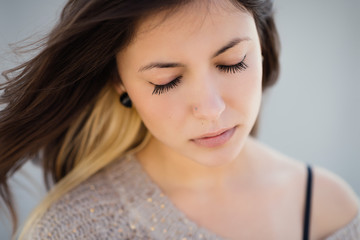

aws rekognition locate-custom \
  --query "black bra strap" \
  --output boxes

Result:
[303,165,313,240]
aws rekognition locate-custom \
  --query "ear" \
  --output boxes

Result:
[113,80,126,95]
[112,70,126,94]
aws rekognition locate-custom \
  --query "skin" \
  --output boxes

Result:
[116,1,262,185]
[115,1,359,239]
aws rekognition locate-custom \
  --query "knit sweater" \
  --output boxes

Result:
[29,154,360,239]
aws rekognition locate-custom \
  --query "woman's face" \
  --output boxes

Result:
[115,0,263,166]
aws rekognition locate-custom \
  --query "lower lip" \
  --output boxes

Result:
[191,127,237,148]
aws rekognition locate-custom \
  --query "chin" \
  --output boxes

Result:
[189,140,247,168]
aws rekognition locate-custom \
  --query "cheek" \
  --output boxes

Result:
[226,59,262,115]
[129,87,187,139]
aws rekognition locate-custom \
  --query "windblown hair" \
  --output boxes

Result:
[0,0,280,238]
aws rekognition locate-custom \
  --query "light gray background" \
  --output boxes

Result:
[1,1,359,239]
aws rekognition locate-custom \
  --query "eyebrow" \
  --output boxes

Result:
[138,37,250,72]
[138,62,185,72]
[212,37,250,58]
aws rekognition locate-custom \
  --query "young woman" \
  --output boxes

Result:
[1,0,359,239]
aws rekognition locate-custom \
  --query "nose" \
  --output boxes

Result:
[191,80,225,121]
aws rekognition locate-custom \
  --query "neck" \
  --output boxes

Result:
[135,136,257,192]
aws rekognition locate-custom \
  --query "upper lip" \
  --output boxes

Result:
[193,126,234,139]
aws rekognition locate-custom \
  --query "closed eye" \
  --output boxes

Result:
[150,55,248,95]
[217,55,248,74]
[151,76,182,95]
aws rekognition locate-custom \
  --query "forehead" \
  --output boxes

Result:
[132,0,252,43]
[116,0,258,67]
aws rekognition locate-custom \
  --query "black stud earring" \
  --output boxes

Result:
[120,92,132,108]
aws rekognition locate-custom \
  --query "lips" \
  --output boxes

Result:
[191,126,237,148]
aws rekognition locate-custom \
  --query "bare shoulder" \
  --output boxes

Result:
[311,166,359,239]
[247,138,359,239]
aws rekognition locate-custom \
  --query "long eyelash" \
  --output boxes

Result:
[150,56,248,95]
[217,55,248,74]
[152,77,182,95]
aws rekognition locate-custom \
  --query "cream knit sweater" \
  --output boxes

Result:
[29,155,360,239]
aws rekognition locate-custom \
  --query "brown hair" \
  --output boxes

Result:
[0,0,279,236]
